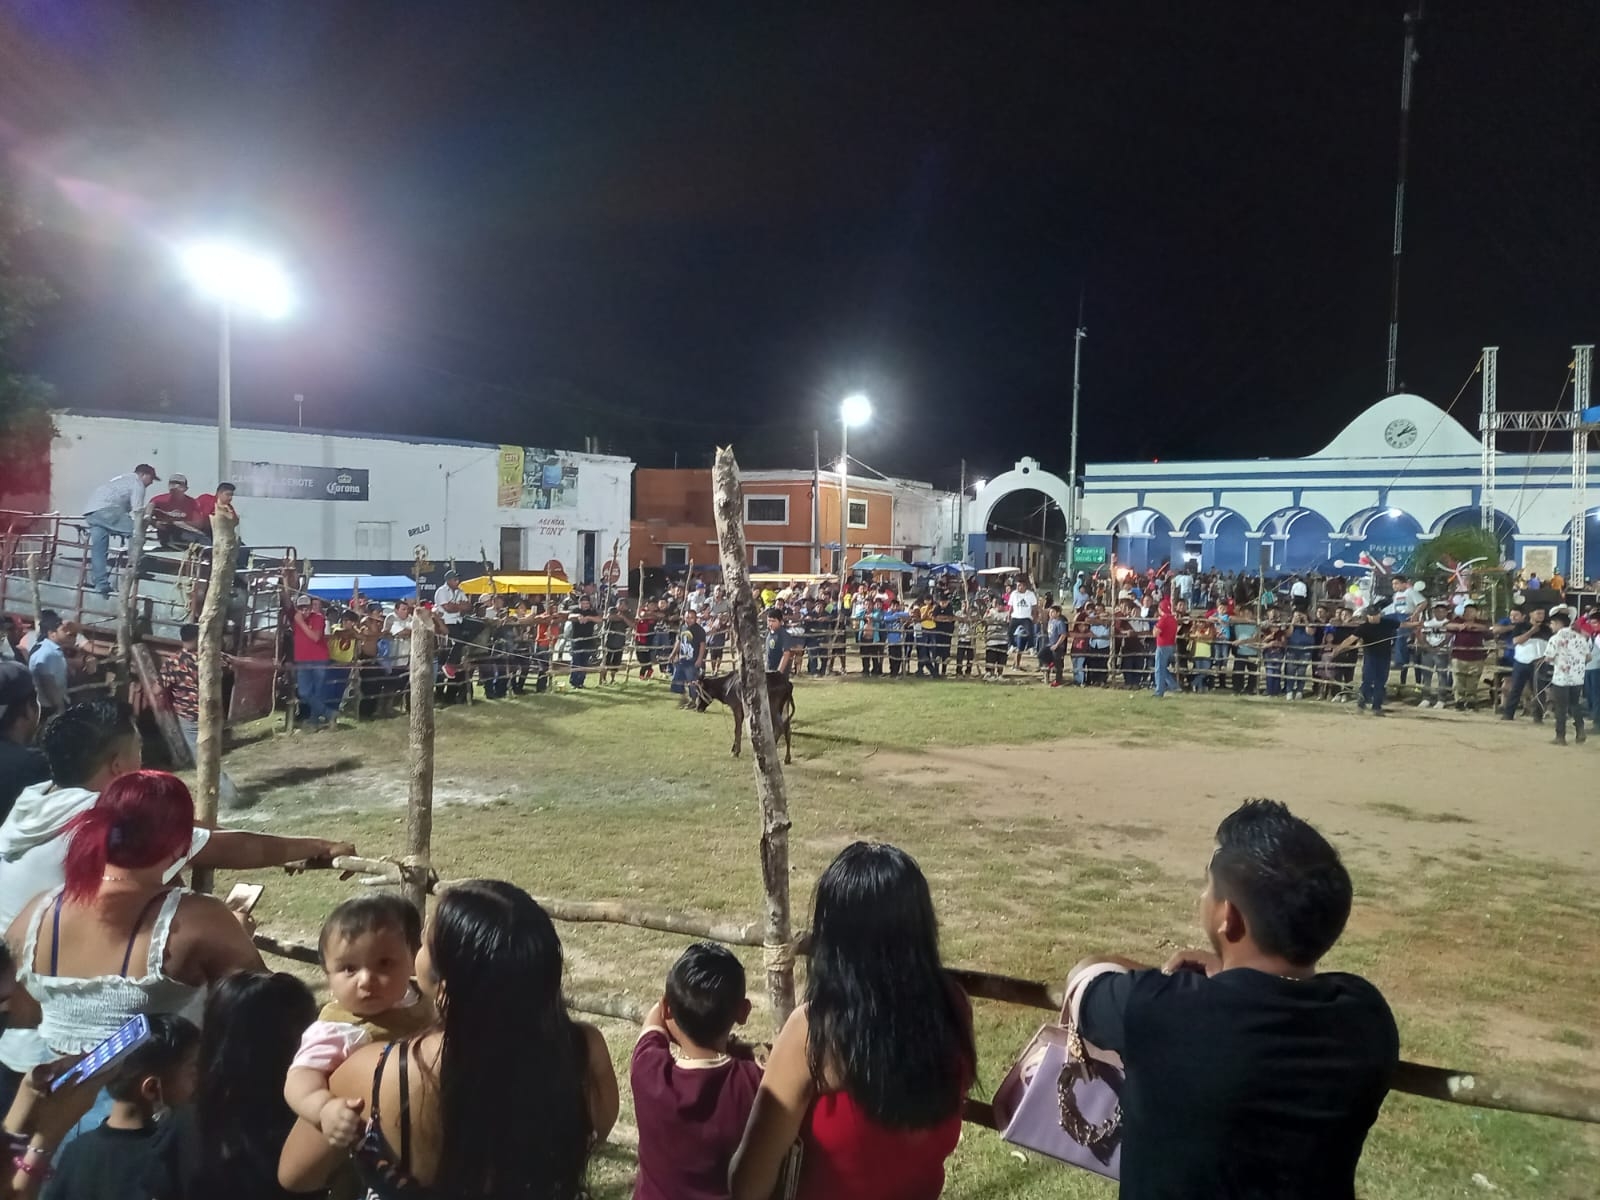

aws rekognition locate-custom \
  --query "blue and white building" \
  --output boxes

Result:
[1075,381,1600,582]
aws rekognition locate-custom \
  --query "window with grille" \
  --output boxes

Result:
[847,499,868,528]
[745,496,788,524]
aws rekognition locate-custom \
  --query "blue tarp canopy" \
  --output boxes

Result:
[305,574,420,601]
[926,563,974,577]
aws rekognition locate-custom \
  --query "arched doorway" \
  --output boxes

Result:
[979,488,1068,582]
[1338,507,1423,566]
[1109,507,1175,572]
[1179,507,1250,572]
[965,457,1075,579]
[1433,507,1518,561]
[1259,507,1334,573]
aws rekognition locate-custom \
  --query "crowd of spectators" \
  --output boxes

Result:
[0,699,1399,1200]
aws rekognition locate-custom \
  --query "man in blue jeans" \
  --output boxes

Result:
[81,464,158,595]
[1336,601,1397,716]
[1500,607,1552,722]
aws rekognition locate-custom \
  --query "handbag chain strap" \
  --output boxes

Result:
[1056,1022,1122,1149]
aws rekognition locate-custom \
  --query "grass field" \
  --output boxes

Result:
[206,677,1600,1199]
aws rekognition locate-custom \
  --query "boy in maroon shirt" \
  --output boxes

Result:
[631,942,763,1200]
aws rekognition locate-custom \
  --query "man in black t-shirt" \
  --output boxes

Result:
[1335,602,1398,715]
[567,596,602,689]
[1069,799,1397,1200]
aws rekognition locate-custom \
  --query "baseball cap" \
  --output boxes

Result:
[444,569,459,580]
[294,594,311,607]
[168,473,189,486]
[135,463,161,479]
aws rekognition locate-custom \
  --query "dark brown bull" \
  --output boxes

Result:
[694,670,795,764]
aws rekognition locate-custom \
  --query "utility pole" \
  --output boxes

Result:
[1066,291,1086,578]
[957,458,966,564]
[811,430,822,573]
[1386,2,1424,394]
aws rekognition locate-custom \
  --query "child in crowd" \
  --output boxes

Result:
[631,942,762,1200]
[284,895,437,1147]
[1191,617,1214,691]
[46,1015,200,1200]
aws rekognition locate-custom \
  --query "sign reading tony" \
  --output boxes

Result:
[231,461,370,501]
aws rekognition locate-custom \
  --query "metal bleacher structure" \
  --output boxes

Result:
[0,509,292,724]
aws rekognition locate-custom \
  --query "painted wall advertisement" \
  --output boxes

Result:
[497,446,580,510]
[230,461,369,501]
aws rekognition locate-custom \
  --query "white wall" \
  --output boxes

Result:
[890,481,965,561]
[49,413,633,572]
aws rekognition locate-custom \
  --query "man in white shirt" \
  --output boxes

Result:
[1542,609,1589,745]
[1501,607,1552,722]
[1383,574,1422,685]
[432,570,469,626]
[82,463,157,595]
[1007,579,1039,668]
[1289,575,1309,612]
[432,571,471,683]
[0,699,354,1079]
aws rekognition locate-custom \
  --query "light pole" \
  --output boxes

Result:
[837,393,872,597]
[180,240,294,483]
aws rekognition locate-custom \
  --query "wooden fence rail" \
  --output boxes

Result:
[252,888,1599,1127]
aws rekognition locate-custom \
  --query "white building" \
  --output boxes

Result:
[47,411,635,580]
[1076,389,1600,582]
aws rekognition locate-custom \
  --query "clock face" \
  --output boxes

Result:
[1384,418,1418,449]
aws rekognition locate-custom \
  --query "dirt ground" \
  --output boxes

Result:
[873,699,1600,879]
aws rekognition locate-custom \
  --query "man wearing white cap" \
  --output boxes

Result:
[150,472,197,547]
[82,463,158,594]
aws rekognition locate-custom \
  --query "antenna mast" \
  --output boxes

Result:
[1386,2,1424,394]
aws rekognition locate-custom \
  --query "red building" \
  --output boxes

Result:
[630,468,908,575]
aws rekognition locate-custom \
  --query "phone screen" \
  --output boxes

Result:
[49,1014,152,1094]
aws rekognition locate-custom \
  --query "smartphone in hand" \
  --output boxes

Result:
[225,883,264,915]
[48,1015,152,1094]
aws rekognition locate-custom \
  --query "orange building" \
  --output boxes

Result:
[630,468,909,575]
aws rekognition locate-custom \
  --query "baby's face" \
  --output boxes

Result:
[325,927,416,1018]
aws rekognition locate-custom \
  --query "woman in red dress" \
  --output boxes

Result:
[730,842,975,1200]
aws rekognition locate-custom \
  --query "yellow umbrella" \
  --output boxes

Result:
[461,573,574,595]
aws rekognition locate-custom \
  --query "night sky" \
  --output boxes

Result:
[2,2,1596,492]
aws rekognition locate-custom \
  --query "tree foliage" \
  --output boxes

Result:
[1404,525,1514,617]
[0,171,57,494]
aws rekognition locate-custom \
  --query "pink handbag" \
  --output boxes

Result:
[992,996,1124,1180]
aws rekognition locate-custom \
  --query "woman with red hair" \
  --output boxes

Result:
[3,771,263,1151]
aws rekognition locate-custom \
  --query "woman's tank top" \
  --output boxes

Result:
[797,1087,964,1200]
[18,887,205,1053]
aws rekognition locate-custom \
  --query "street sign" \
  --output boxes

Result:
[600,559,620,584]
[1071,546,1107,567]
[544,558,566,578]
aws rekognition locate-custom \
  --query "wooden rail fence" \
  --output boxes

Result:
[233,448,1600,1136]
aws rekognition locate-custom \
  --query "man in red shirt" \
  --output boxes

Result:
[191,481,239,541]
[150,474,198,546]
[1154,594,1180,697]
[291,594,333,727]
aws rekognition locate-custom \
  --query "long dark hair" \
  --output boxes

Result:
[804,841,975,1128]
[430,880,590,1199]
[194,972,318,1198]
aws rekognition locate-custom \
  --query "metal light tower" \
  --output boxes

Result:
[1066,308,1086,575]
[1386,3,1424,394]
[180,240,294,482]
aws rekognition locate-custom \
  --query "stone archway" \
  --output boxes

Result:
[965,457,1074,565]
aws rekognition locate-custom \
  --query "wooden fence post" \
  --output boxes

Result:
[405,607,436,915]
[114,504,152,699]
[192,504,239,893]
[710,446,796,1028]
